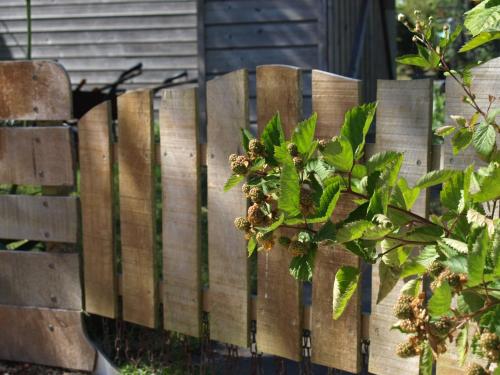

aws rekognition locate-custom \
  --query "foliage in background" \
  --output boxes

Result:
[226,1,499,374]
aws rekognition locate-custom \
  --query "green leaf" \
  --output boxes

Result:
[261,113,285,163]
[438,238,469,256]
[472,162,500,203]
[435,125,456,137]
[289,246,316,281]
[247,236,257,257]
[442,256,468,274]
[428,281,452,317]
[307,182,341,223]
[468,228,489,287]
[315,219,336,242]
[472,122,496,159]
[419,341,433,375]
[340,102,377,160]
[451,128,473,155]
[456,324,469,366]
[256,213,285,233]
[376,262,401,303]
[440,171,466,212]
[396,54,432,69]
[274,145,301,217]
[366,151,403,175]
[449,24,463,45]
[343,240,377,263]
[305,159,333,182]
[367,188,389,219]
[460,31,500,52]
[224,174,245,192]
[322,135,353,172]
[400,278,421,297]
[493,224,500,276]
[415,169,457,189]
[463,0,500,36]
[332,266,360,319]
[336,220,373,243]
[241,128,254,152]
[390,178,420,210]
[488,107,500,124]
[292,113,317,157]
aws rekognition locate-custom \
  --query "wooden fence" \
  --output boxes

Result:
[0,58,499,374]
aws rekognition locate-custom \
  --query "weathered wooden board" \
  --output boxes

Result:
[0,127,74,186]
[369,79,433,375]
[0,61,71,120]
[117,89,158,328]
[207,70,250,347]
[160,87,201,337]
[0,251,81,310]
[79,100,117,318]
[0,195,78,243]
[256,65,303,361]
[310,70,361,372]
[0,305,95,371]
[437,57,500,375]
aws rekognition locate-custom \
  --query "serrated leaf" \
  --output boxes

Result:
[336,220,373,243]
[274,144,301,217]
[439,238,469,256]
[261,113,285,163]
[428,281,452,317]
[247,236,257,257]
[456,324,469,366]
[292,113,317,157]
[451,128,473,154]
[376,262,400,304]
[396,54,432,69]
[322,135,353,172]
[471,162,500,203]
[460,31,500,52]
[400,278,421,297]
[435,125,456,137]
[241,128,254,152]
[493,224,500,276]
[442,256,468,274]
[289,246,316,281]
[390,178,420,211]
[314,219,336,242]
[472,122,496,159]
[468,228,489,287]
[305,159,333,182]
[224,174,245,192]
[419,341,433,375]
[366,151,402,175]
[464,0,500,36]
[367,188,389,219]
[307,182,341,223]
[340,102,377,160]
[332,266,360,319]
[415,169,457,189]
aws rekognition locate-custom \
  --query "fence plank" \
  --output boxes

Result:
[79,101,116,319]
[256,65,303,361]
[0,61,71,120]
[160,87,201,337]
[0,195,78,243]
[0,251,81,310]
[436,56,500,375]
[117,89,158,328]
[0,305,95,371]
[207,69,250,347]
[369,79,433,375]
[0,127,74,186]
[310,70,361,372]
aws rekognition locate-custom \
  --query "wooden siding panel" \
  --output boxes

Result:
[79,101,117,318]
[368,79,433,375]
[160,87,202,337]
[207,70,250,347]
[256,65,303,361]
[310,70,361,372]
[117,89,158,328]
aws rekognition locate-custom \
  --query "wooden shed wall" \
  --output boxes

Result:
[0,0,198,97]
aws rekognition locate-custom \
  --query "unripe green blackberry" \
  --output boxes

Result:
[429,317,453,338]
[287,143,299,156]
[399,319,417,333]
[300,189,315,215]
[242,183,251,196]
[256,231,274,251]
[249,186,265,203]
[278,236,291,247]
[428,260,444,277]
[318,139,329,151]
[231,155,250,175]
[395,341,418,358]
[464,363,488,375]
[247,203,266,226]
[248,139,265,156]
[293,156,304,170]
[234,217,251,231]
[288,240,308,257]
[393,295,413,320]
[479,332,499,352]
[229,153,238,163]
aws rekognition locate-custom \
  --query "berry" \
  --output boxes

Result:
[231,155,250,175]
[229,153,238,163]
[242,184,251,195]
[464,363,488,375]
[287,143,299,157]
[247,204,266,226]
[248,139,265,157]
[288,240,308,257]
[234,217,250,231]
[249,186,265,204]
[395,341,418,358]
[318,139,329,151]
[278,236,291,247]
[399,319,417,333]
[393,295,414,320]
[300,189,315,215]
[428,260,444,277]
[256,231,274,251]
[293,156,304,170]
[429,317,453,338]
[479,332,499,352]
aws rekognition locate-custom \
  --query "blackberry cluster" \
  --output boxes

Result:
[464,363,489,375]
[479,332,500,362]
[430,268,468,293]
[300,188,315,216]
